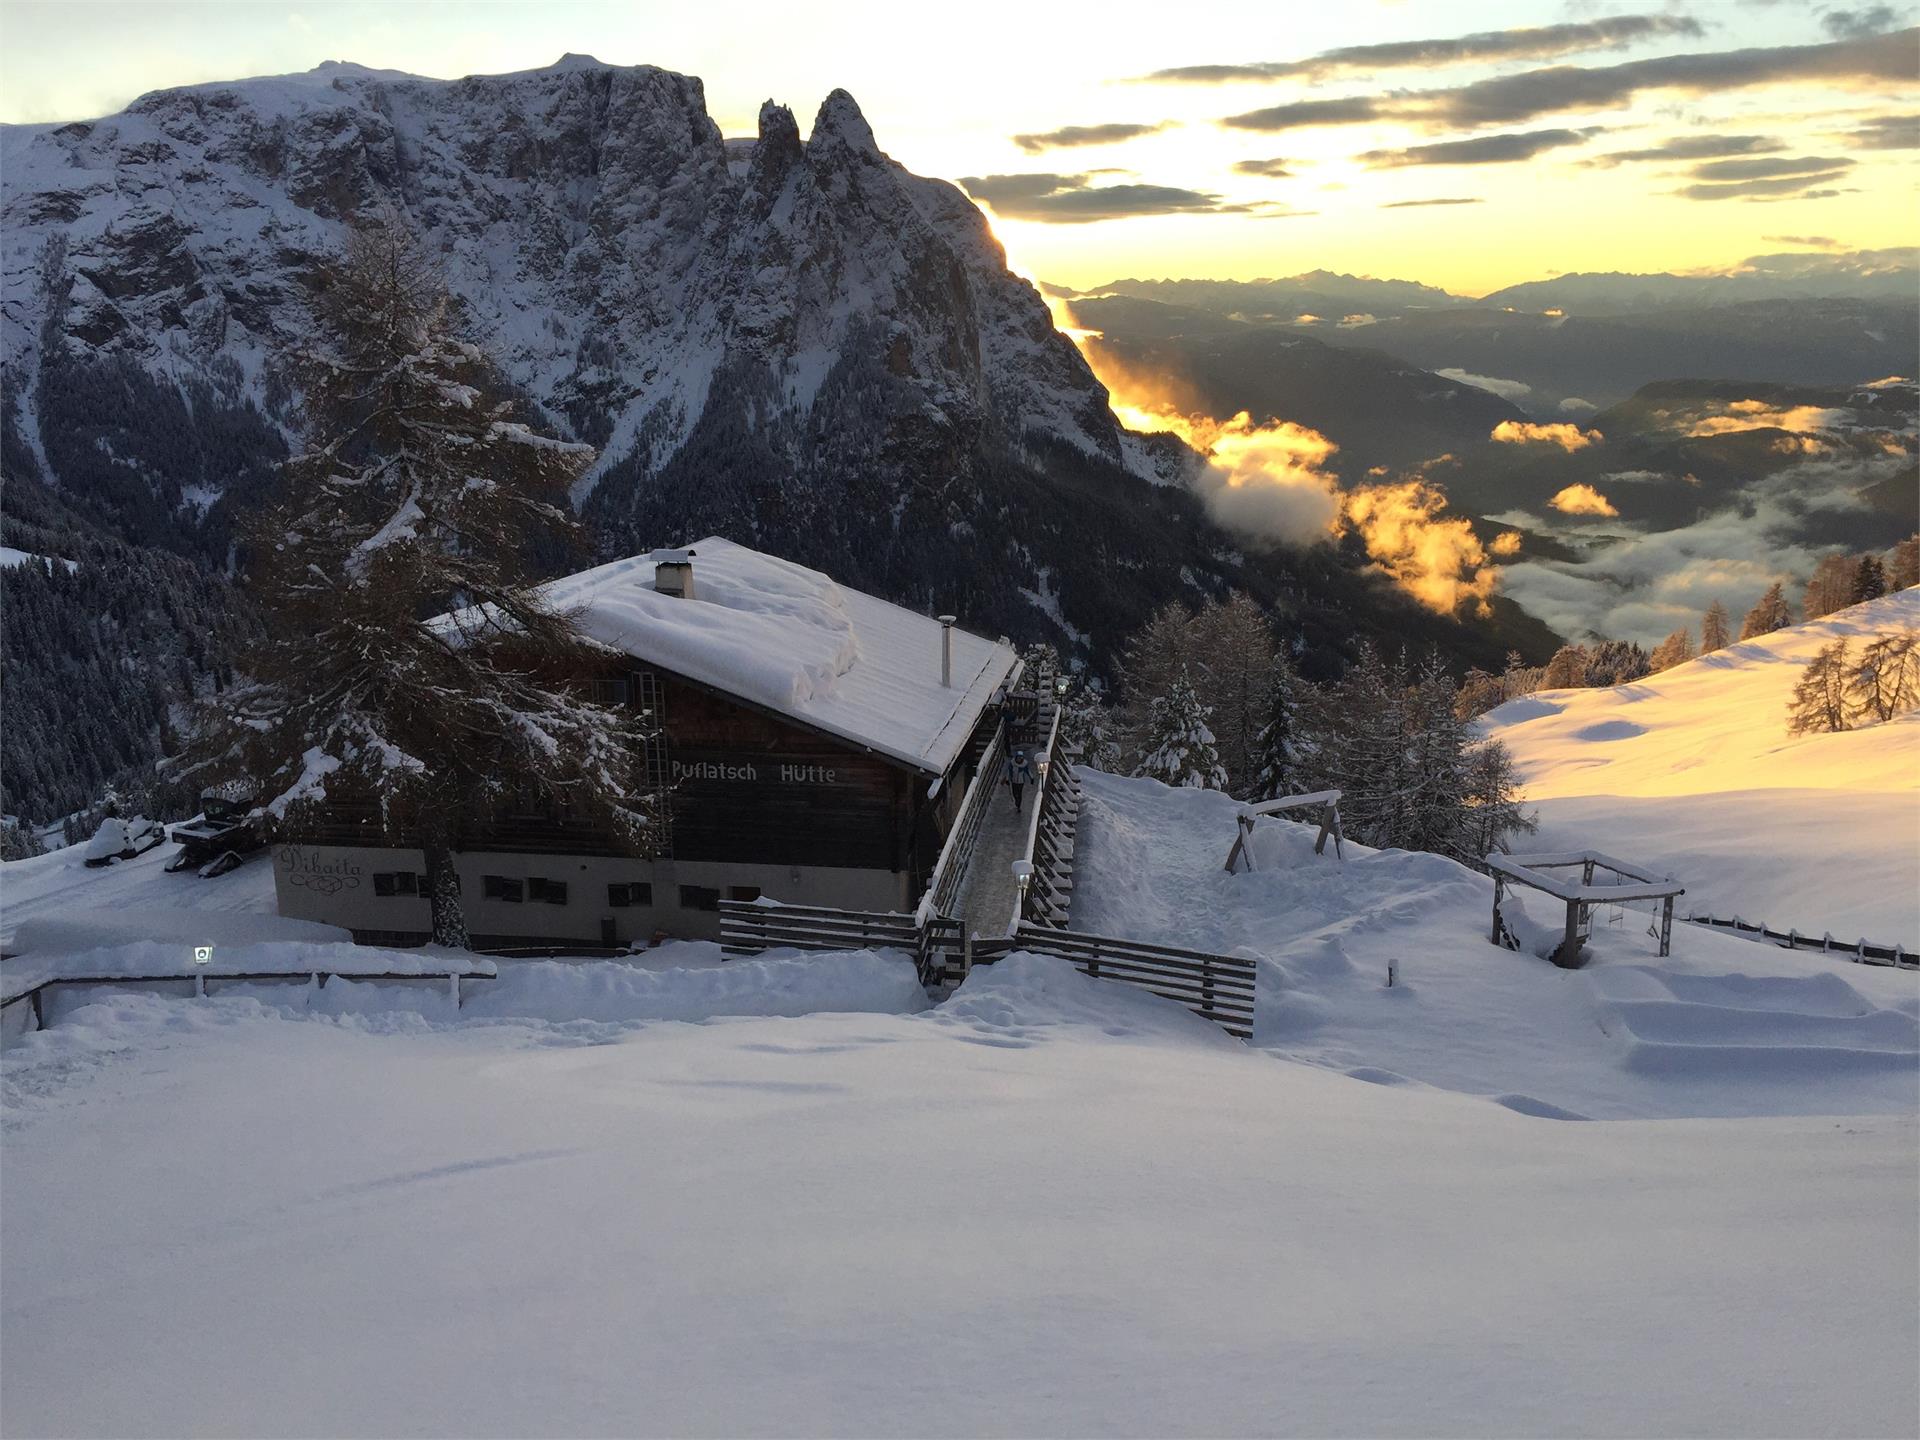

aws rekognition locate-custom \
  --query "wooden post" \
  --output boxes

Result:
[194,973,206,999]
[1556,899,1584,969]
[1490,875,1505,945]
[449,972,461,1008]
[1201,953,1216,1017]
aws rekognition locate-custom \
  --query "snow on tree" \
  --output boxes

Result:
[1452,667,1505,719]
[1134,672,1228,790]
[1186,591,1274,796]
[1847,630,1920,725]
[1058,679,1122,773]
[0,819,46,861]
[188,213,656,947]
[1292,645,1530,865]
[1249,651,1308,800]
[1851,554,1889,606]
[1585,639,1651,687]
[1803,554,1857,620]
[1739,582,1794,640]
[1786,639,1854,736]
[1700,599,1732,654]
[1648,627,1694,672]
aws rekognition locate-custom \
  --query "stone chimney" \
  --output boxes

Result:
[654,548,697,600]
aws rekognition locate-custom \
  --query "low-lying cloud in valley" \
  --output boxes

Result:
[1492,420,1603,450]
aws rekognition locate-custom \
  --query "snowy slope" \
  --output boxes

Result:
[1071,770,1918,1121]
[1481,587,1920,941]
[2,970,1913,1438]
[0,838,279,951]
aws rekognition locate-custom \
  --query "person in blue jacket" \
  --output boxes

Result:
[1005,746,1038,813]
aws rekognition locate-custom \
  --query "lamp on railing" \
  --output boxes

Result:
[1011,859,1033,924]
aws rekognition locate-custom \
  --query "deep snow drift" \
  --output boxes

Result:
[4,962,1914,1439]
[1071,770,1918,1121]
[1482,586,1920,942]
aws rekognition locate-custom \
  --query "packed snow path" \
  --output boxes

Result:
[951,775,1030,939]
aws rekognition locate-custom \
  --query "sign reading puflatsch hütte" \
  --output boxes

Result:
[670,756,845,786]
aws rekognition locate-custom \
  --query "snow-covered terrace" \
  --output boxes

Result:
[541,538,1017,775]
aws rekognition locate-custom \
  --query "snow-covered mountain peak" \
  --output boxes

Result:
[0,57,1122,523]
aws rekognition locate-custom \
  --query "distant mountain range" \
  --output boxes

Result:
[1064,251,1919,414]
[0,57,1557,821]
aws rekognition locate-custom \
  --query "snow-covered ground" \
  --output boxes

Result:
[4,958,1914,1438]
[0,836,281,952]
[4,764,1916,1435]
[1073,771,1918,1121]
[1482,587,1920,943]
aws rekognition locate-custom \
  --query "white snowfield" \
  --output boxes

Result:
[537,538,1016,774]
[2,771,1916,1436]
[1483,586,1920,943]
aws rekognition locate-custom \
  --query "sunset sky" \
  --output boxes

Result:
[2,0,1915,294]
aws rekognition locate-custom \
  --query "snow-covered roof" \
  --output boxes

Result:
[544,538,1017,775]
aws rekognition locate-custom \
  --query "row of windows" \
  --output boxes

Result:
[371,872,758,912]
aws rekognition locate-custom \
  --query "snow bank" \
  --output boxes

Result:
[0,839,277,949]
[11,908,350,959]
[1482,588,1920,940]
[1070,769,1920,1120]
[3,988,1913,1437]
[934,952,1242,1049]
[457,950,928,1024]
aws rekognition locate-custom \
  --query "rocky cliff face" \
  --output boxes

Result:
[0,58,1547,767]
[1,59,1124,500]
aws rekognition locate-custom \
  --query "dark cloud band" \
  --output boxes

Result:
[1011,122,1171,154]
[1143,14,1703,84]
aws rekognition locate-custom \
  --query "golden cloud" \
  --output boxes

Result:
[1548,483,1620,516]
[1491,420,1603,450]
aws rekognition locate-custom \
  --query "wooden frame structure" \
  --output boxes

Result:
[1487,850,1684,970]
[1224,790,1344,875]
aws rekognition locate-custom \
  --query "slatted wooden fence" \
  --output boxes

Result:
[961,924,1257,1039]
[719,900,960,987]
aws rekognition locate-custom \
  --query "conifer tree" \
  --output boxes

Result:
[1739,582,1794,640]
[1187,591,1274,795]
[1059,679,1122,773]
[1117,600,1194,757]
[1803,554,1856,620]
[1648,627,1694,672]
[1700,599,1732,653]
[189,213,655,947]
[1461,739,1534,861]
[1135,672,1228,790]
[1542,643,1590,689]
[1250,651,1307,800]
[1851,554,1888,605]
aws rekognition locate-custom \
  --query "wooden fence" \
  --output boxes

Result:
[961,924,1256,1039]
[1015,703,1079,931]
[916,717,1007,926]
[719,900,961,987]
[1683,912,1916,970]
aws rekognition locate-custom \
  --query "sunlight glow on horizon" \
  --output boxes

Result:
[1,0,1914,294]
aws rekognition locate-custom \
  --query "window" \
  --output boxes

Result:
[483,875,523,903]
[679,884,721,913]
[591,677,632,706]
[373,871,421,897]
[527,877,569,906]
[608,882,653,908]
[728,885,762,903]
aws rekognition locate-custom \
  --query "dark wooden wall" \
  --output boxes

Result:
[653,670,925,876]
